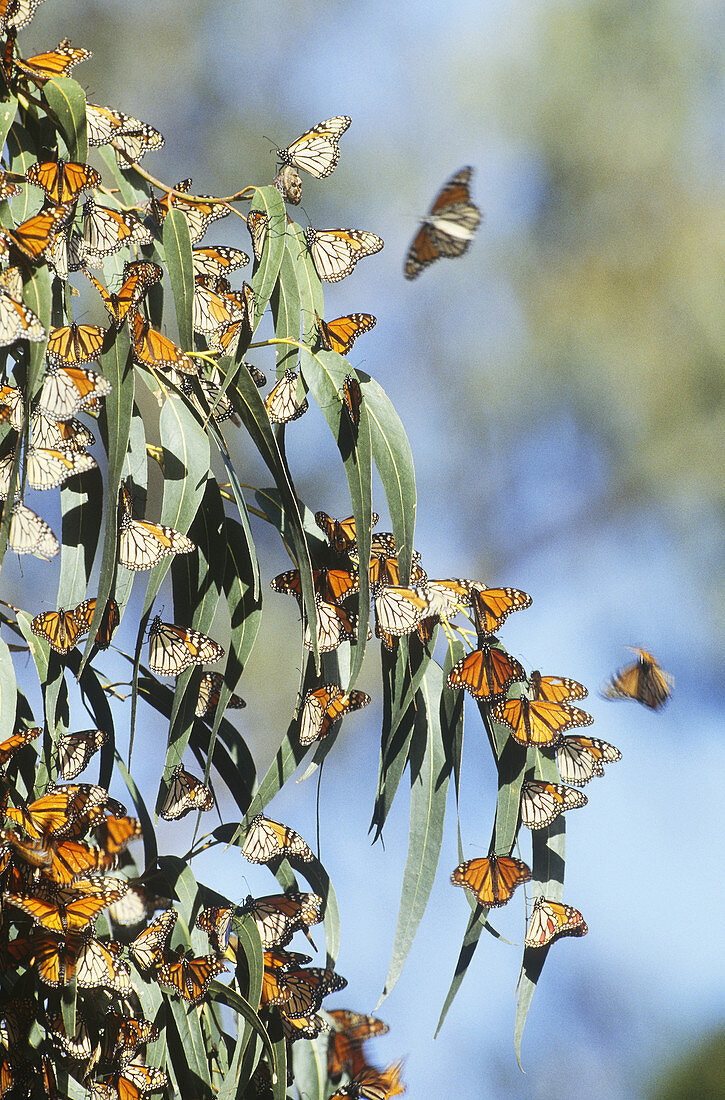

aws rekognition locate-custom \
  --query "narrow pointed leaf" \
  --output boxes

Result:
[44,77,88,162]
[163,208,194,351]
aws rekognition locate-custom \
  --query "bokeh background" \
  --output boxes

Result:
[3,0,724,1096]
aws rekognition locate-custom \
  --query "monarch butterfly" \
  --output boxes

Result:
[73,597,120,650]
[26,159,100,204]
[85,261,162,328]
[528,670,588,702]
[446,645,526,701]
[404,166,481,280]
[305,226,384,283]
[451,854,531,908]
[118,485,195,570]
[328,1060,406,1100]
[85,103,164,167]
[519,779,588,830]
[157,951,227,1006]
[491,696,593,748]
[341,373,363,430]
[191,244,250,278]
[277,116,351,178]
[327,1009,390,1083]
[280,965,348,1019]
[159,764,214,820]
[247,209,268,261]
[57,728,107,781]
[148,616,224,675]
[38,933,129,991]
[128,308,197,379]
[102,1013,160,1063]
[129,910,177,972]
[30,411,95,451]
[469,585,533,635]
[603,647,673,709]
[148,178,230,244]
[372,582,431,638]
[43,223,86,280]
[194,671,246,718]
[0,725,40,769]
[94,813,142,856]
[282,1010,329,1043]
[5,880,126,934]
[264,368,309,424]
[299,684,371,746]
[82,198,153,266]
[0,282,46,345]
[0,172,21,203]
[368,550,427,588]
[315,311,376,356]
[0,449,96,497]
[525,896,588,949]
[5,783,122,840]
[179,368,236,424]
[0,206,67,262]
[38,361,112,420]
[1,0,45,33]
[192,273,243,336]
[0,383,23,427]
[303,596,357,653]
[47,1012,94,1061]
[556,735,622,787]
[107,884,163,928]
[271,566,359,607]
[195,906,234,953]
[313,509,379,555]
[14,38,91,81]
[239,892,323,948]
[47,322,106,366]
[261,948,313,1006]
[31,836,114,885]
[7,502,59,558]
[241,813,315,864]
[30,602,92,653]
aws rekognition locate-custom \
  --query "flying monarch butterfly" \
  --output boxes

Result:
[303,595,358,653]
[404,166,482,280]
[84,261,162,328]
[148,178,230,244]
[159,764,214,820]
[241,813,315,864]
[102,1013,160,1063]
[315,509,380,555]
[328,1059,406,1100]
[107,883,166,928]
[73,597,120,650]
[446,645,526,701]
[525,896,588,949]
[0,725,41,768]
[451,854,532,908]
[327,1009,390,1083]
[519,779,588,830]
[277,115,351,178]
[305,226,384,283]
[57,728,107,781]
[0,206,68,262]
[30,602,93,653]
[195,906,234,953]
[191,244,250,278]
[341,373,363,430]
[157,951,227,1006]
[491,696,593,748]
[147,616,224,675]
[5,880,126,934]
[128,308,197,379]
[239,892,323,949]
[118,484,195,570]
[603,647,673,709]
[469,584,533,635]
[38,361,112,420]
[247,209,268,261]
[7,502,59,558]
[94,813,142,856]
[528,670,588,702]
[129,909,177,972]
[0,281,46,344]
[556,735,622,787]
[372,582,432,639]
[47,322,106,366]
[271,566,360,607]
[81,198,153,266]
[315,311,376,356]
[100,1062,167,1099]
[31,836,115,885]
[26,159,100,204]
[299,684,371,746]
[14,38,91,82]
[264,368,309,424]
[195,671,246,718]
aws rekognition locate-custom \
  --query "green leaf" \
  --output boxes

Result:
[56,465,103,608]
[213,985,276,1100]
[80,325,134,671]
[0,635,17,736]
[22,261,52,405]
[114,402,146,615]
[248,186,287,328]
[95,144,148,207]
[113,752,158,873]
[269,232,301,372]
[380,659,450,1003]
[163,208,195,351]
[44,77,88,162]
[435,905,494,1037]
[364,374,417,584]
[290,1029,328,1100]
[0,96,18,161]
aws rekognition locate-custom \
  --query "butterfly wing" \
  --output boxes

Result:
[405,166,481,279]
[519,780,588,829]
[451,855,531,908]
[492,697,593,748]
[556,735,622,786]
[278,116,351,178]
[148,616,224,675]
[305,228,384,282]
[446,647,525,700]
[241,814,314,864]
[525,896,588,948]
[529,671,588,702]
